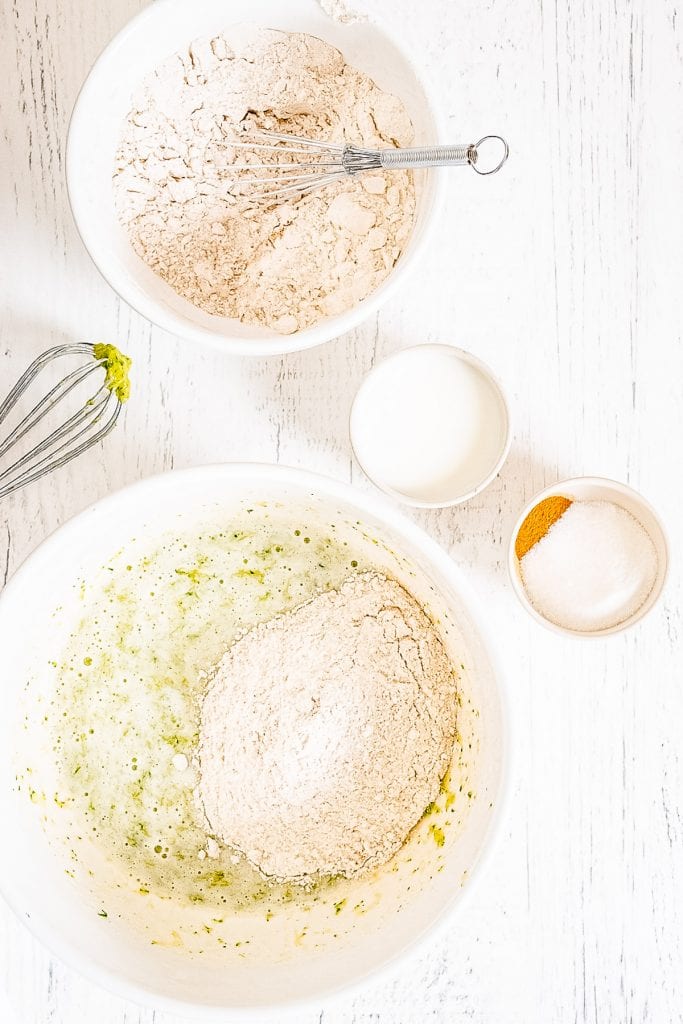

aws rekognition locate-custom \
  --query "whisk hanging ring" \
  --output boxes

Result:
[470,135,510,176]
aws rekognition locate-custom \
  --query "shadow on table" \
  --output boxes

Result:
[409,446,570,583]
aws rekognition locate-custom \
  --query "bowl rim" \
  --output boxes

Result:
[65,0,447,357]
[349,343,513,508]
[0,462,512,1018]
[506,475,670,639]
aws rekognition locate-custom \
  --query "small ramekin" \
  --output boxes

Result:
[507,476,669,638]
[349,344,512,508]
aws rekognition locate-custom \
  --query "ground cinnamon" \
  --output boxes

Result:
[515,495,573,559]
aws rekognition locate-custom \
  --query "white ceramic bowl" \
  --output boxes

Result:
[508,476,669,638]
[0,464,508,1018]
[350,344,512,508]
[66,0,444,357]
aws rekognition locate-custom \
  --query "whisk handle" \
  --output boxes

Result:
[378,136,509,176]
[380,144,471,169]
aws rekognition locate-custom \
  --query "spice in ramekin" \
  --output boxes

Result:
[516,498,658,632]
[514,495,573,559]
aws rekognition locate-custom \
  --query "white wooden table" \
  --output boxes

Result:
[2,1,682,1021]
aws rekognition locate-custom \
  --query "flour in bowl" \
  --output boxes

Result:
[113,27,416,334]
[197,571,458,882]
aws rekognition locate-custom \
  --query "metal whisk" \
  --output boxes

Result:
[0,343,125,499]
[228,130,509,204]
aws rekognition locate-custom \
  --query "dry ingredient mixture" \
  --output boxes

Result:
[317,0,366,24]
[198,571,458,882]
[113,27,416,334]
[518,499,658,631]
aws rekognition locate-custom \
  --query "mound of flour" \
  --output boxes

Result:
[113,27,416,334]
[197,572,458,882]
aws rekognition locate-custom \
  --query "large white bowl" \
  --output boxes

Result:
[0,465,508,1018]
[66,0,444,356]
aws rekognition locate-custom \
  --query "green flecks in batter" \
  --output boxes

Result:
[160,733,192,751]
[204,870,231,888]
[175,567,203,585]
[429,824,445,848]
[439,769,457,810]
[235,567,266,584]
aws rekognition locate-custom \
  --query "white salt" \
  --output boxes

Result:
[520,500,658,632]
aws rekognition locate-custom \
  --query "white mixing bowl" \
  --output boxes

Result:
[66,0,444,356]
[0,465,508,1018]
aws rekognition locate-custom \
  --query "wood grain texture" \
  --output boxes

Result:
[1,0,682,1021]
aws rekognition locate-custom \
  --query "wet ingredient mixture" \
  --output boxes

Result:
[114,27,416,334]
[198,571,458,882]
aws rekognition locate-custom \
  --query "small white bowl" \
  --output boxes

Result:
[508,476,669,638]
[350,344,512,508]
[66,0,444,357]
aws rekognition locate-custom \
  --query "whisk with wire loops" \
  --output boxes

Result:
[0,343,130,499]
[227,129,509,204]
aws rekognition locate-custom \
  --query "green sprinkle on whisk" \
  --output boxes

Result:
[0,343,131,498]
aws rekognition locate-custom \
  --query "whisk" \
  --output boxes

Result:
[0,343,127,499]
[228,130,509,204]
